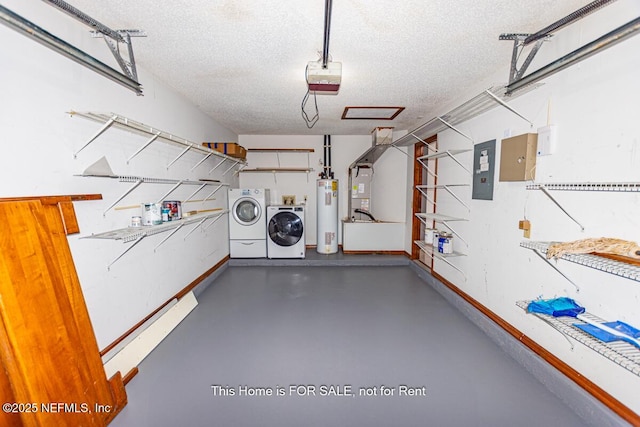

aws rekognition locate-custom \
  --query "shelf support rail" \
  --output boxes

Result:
[127,132,161,164]
[203,211,228,231]
[107,234,145,270]
[166,144,194,169]
[183,217,209,240]
[191,152,214,171]
[103,178,143,216]
[436,117,473,143]
[531,249,580,292]
[203,184,225,202]
[483,90,533,126]
[153,224,185,252]
[434,252,467,281]
[208,158,226,175]
[445,151,472,174]
[155,180,184,204]
[417,158,438,178]
[537,185,585,231]
[222,160,240,176]
[442,185,471,212]
[416,186,436,208]
[441,221,468,247]
[73,114,117,158]
[183,183,208,203]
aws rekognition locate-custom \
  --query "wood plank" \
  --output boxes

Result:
[0,194,102,204]
[593,252,640,267]
[0,326,23,427]
[0,200,123,426]
[58,200,80,234]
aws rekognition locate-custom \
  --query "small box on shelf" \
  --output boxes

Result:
[202,142,247,159]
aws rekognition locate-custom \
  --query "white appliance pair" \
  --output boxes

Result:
[228,188,305,258]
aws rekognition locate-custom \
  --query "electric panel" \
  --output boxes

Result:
[472,140,496,200]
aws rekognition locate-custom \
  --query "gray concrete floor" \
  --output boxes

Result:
[111,266,587,427]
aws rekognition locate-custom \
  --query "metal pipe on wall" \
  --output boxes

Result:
[322,135,333,179]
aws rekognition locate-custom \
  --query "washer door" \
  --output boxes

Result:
[232,197,261,226]
[268,212,303,246]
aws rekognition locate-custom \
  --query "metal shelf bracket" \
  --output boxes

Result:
[531,248,580,292]
[107,233,145,270]
[74,114,117,158]
[127,132,161,164]
[537,185,585,231]
[436,117,473,142]
[104,178,143,216]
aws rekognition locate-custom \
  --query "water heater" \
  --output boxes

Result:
[317,179,338,254]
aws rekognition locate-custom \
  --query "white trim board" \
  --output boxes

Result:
[103,291,198,379]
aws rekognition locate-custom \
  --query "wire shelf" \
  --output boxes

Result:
[527,182,640,191]
[517,300,640,376]
[415,212,467,222]
[520,241,640,282]
[69,111,246,167]
[392,85,538,147]
[83,210,228,243]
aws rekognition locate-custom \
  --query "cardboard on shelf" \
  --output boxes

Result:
[202,142,247,159]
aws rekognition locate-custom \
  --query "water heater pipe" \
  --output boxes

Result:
[322,135,333,179]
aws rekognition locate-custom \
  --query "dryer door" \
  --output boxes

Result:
[268,212,303,246]
[233,197,261,226]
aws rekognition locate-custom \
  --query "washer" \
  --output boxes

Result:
[267,205,305,259]
[228,188,270,258]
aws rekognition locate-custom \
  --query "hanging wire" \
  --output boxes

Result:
[301,63,319,128]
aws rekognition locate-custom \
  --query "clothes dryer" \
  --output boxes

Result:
[228,188,269,257]
[267,205,305,258]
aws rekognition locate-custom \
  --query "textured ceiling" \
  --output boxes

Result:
[65,0,588,135]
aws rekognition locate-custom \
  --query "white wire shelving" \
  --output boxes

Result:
[416,184,471,212]
[520,241,640,283]
[75,173,229,216]
[415,213,469,247]
[414,240,467,280]
[69,111,246,173]
[517,300,640,377]
[417,149,473,176]
[241,148,315,183]
[83,209,229,270]
[526,182,640,231]
[392,85,536,148]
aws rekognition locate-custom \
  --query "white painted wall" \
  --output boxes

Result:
[238,134,409,246]
[0,1,238,349]
[409,0,640,413]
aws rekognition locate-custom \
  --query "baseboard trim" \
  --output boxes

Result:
[409,262,637,426]
[341,250,408,256]
[100,255,230,356]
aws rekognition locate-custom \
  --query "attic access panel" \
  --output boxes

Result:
[342,106,405,120]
